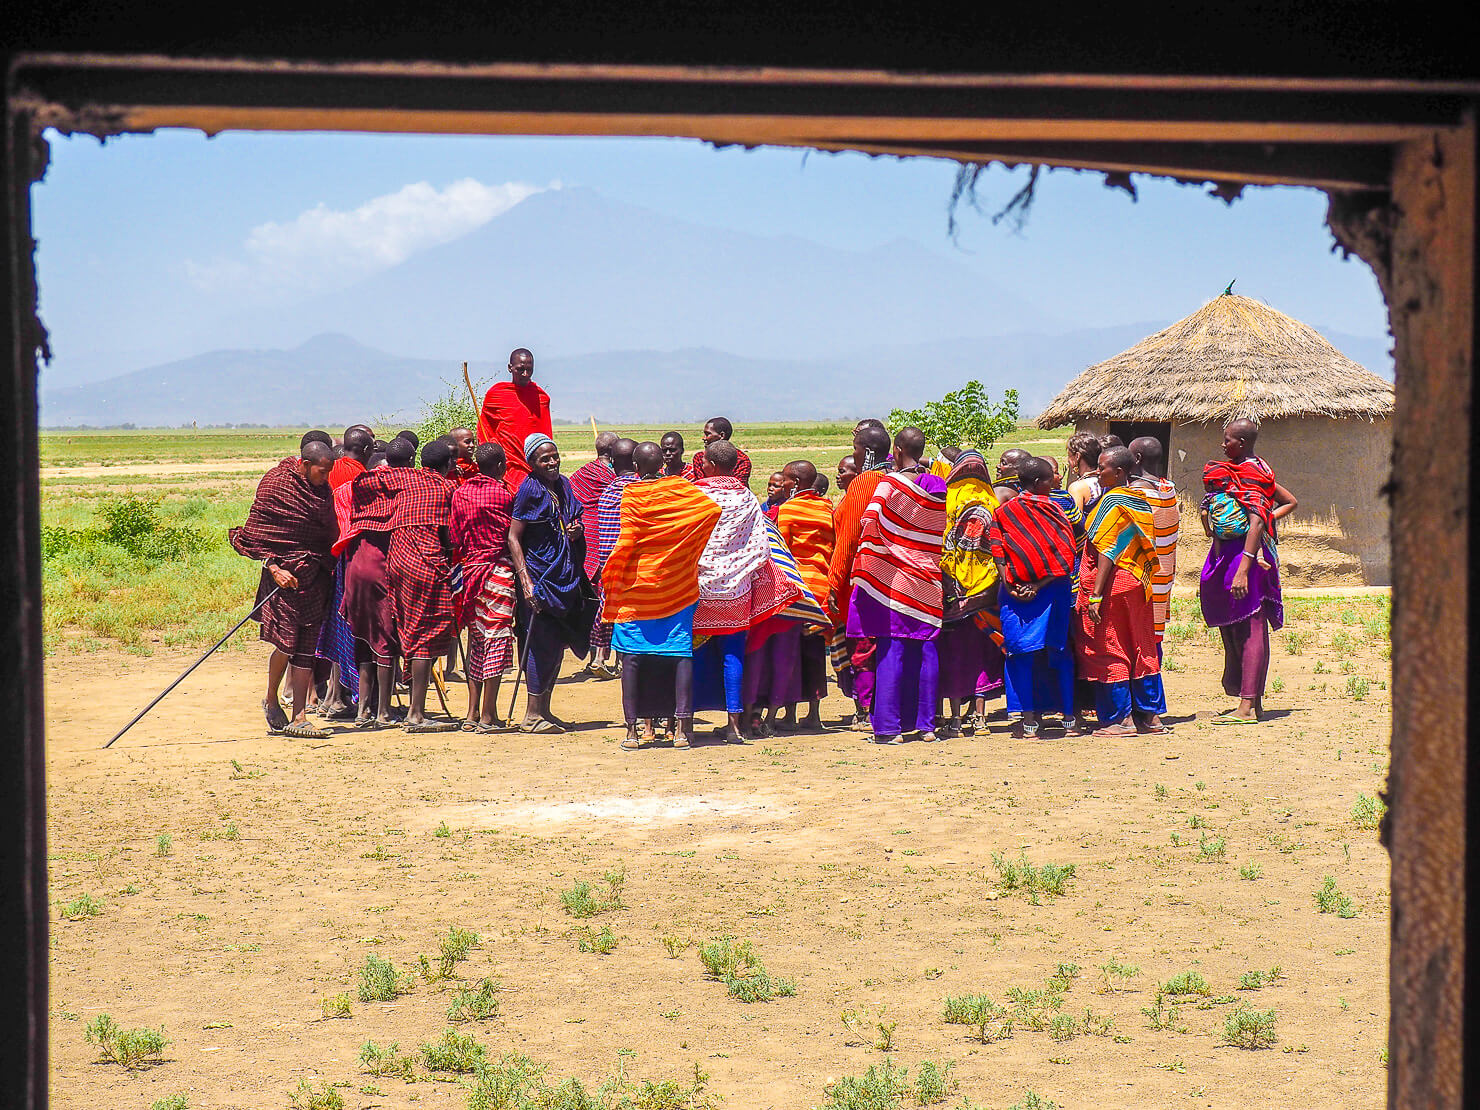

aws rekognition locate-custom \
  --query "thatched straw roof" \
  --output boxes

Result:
[1036,292,1394,428]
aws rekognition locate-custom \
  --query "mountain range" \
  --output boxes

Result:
[37,186,1393,427]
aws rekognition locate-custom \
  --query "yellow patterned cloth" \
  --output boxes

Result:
[1084,489,1159,599]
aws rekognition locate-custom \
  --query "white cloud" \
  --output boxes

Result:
[187,178,550,292]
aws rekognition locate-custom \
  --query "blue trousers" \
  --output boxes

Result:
[1003,648,1075,717]
[1094,675,1165,725]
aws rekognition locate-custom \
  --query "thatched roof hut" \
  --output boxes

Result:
[1038,291,1394,586]
[1037,292,1393,428]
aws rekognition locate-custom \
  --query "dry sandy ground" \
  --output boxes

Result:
[45,630,1390,1109]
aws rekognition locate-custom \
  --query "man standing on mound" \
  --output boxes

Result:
[478,348,552,493]
[231,439,339,739]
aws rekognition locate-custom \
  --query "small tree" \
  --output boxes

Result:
[416,383,480,447]
[889,381,1019,455]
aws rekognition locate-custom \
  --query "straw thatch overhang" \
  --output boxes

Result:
[1036,292,1395,428]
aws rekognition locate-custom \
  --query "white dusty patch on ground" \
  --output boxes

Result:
[419,793,793,830]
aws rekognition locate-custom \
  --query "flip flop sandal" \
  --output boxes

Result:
[672,736,692,749]
[621,737,645,750]
[459,720,479,732]
[882,734,907,745]
[353,716,380,729]
[404,720,457,733]
[1091,725,1139,738]
[1210,716,1258,725]
[519,718,566,734]
[919,732,942,743]
[283,721,332,739]
[263,698,289,734]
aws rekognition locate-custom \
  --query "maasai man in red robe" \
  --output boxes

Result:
[329,425,373,490]
[477,348,552,493]
[447,426,478,485]
[449,442,516,731]
[826,422,894,725]
[773,459,836,732]
[356,439,461,732]
[341,438,409,726]
[682,417,752,485]
[567,430,620,674]
[230,440,338,738]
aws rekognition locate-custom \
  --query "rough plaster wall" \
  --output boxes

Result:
[1377,126,1473,1110]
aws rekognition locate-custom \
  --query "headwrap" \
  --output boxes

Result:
[523,432,556,463]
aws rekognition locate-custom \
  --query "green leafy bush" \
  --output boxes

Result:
[889,381,1019,454]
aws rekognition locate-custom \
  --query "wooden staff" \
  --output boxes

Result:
[462,361,479,411]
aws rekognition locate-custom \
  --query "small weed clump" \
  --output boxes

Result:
[1141,992,1184,1032]
[288,1079,344,1110]
[660,934,692,959]
[155,833,172,857]
[420,1028,487,1073]
[420,925,481,981]
[1004,986,1066,1032]
[816,1057,956,1108]
[150,1096,189,1110]
[359,1040,416,1080]
[694,935,797,1003]
[1197,834,1227,861]
[1346,675,1371,700]
[578,924,620,955]
[466,1051,718,1110]
[841,1005,898,1051]
[1314,876,1359,918]
[434,821,452,838]
[1239,863,1263,881]
[990,852,1076,901]
[1223,1004,1278,1049]
[84,1014,167,1069]
[943,994,1014,1043]
[448,977,501,1022]
[357,954,415,1002]
[1237,966,1283,991]
[559,867,626,918]
[320,993,353,1019]
[60,893,103,920]
[1161,971,1213,998]
[1098,956,1140,993]
[1045,963,1081,992]
[1351,792,1388,830]
[1284,631,1309,655]
[1006,1093,1059,1110]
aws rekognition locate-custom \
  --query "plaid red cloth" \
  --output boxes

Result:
[355,466,456,529]
[682,446,752,485]
[388,526,458,657]
[596,473,640,571]
[568,458,616,579]
[989,492,1077,586]
[450,474,514,627]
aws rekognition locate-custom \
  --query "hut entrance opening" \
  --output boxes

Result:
[1106,420,1171,461]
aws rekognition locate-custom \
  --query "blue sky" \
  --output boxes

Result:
[33,129,1391,386]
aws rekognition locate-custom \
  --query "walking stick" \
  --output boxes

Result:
[104,587,281,749]
[462,361,479,410]
[506,608,537,722]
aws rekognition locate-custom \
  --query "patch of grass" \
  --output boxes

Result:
[420,1028,487,1073]
[421,925,481,981]
[1045,963,1081,992]
[698,935,759,979]
[1314,876,1358,918]
[320,993,353,1019]
[1283,631,1309,655]
[155,833,172,857]
[357,954,414,1002]
[1351,792,1388,830]
[990,852,1076,901]
[1006,1093,1060,1110]
[1161,971,1212,998]
[943,994,1014,1043]
[288,1079,344,1110]
[816,1057,957,1109]
[1141,992,1184,1032]
[1238,966,1282,991]
[578,924,620,955]
[1270,676,1285,694]
[60,893,103,920]
[84,1014,168,1069]
[1154,783,1168,799]
[660,934,692,959]
[1239,863,1262,881]
[559,867,626,918]
[464,1051,550,1110]
[1346,675,1371,700]
[150,1096,189,1110]
[726,967,797,1003]
[359,1040,416,1080]
[434,821,452,838]
[448,977,501,1022]
[1222,1005,1278,1049]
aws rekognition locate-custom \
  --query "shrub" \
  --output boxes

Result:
[357,954,414,1001]
[151,1096,189,1110]
[1351,792,1388,830]
[1314,876,1358,918]
[816,1057,957,1109]
[60,893,103,920]
[448,978,500,1022]
[320,993,352,1019]
[84,1013,167,1069]
[560,868,625,918]
[465,1052,549,1110]
[359,1040,416,1080]
[288,1079,344,1110]
[943,994,1013,1043]
[1161,971,1212,998]
[990,852,1075,900]
[421,925,481,980]
[420,1028,486,1073]
[1222,1005,1278,1049]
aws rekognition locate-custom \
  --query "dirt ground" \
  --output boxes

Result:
[45,614,1390,1110]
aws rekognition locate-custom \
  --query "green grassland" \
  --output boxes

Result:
[37,421,1074,656]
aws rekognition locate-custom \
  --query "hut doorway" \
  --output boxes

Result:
[1106,420,1171,462]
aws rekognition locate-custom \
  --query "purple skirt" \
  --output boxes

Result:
[938,619,1004,700]
[1200,537,1284,631]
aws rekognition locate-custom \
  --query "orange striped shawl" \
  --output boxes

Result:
[827,469,886,623]
[1130,476,1180,637]
[777,491,836,613]
[600,477,722,623]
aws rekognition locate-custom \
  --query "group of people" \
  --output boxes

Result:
[229,348,1296,744]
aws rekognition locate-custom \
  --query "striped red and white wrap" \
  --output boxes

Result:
[851,473,948,628]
